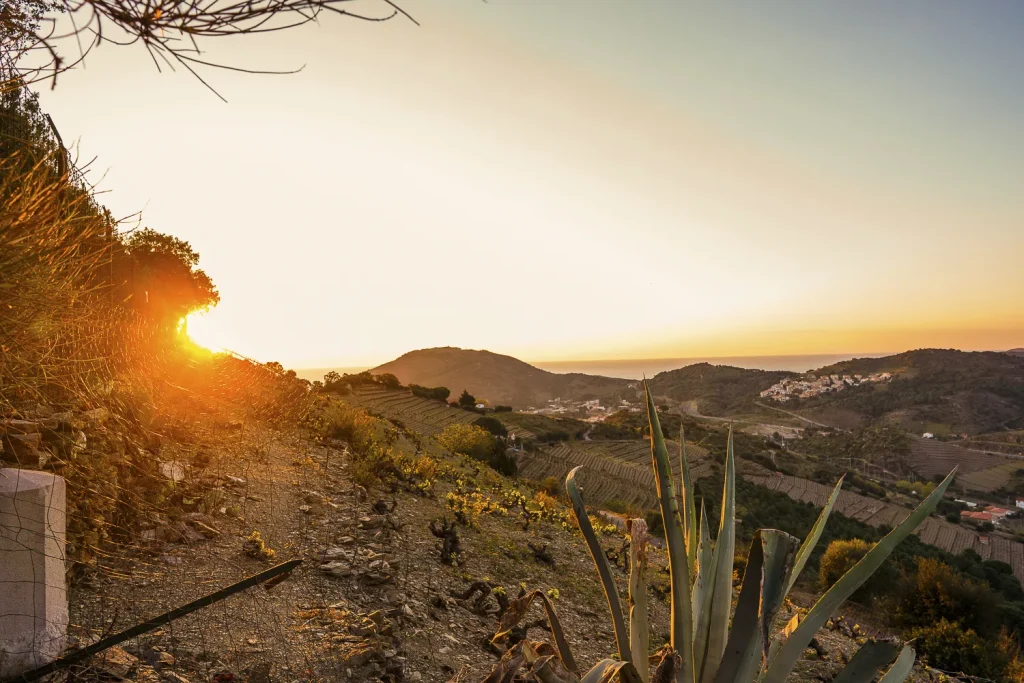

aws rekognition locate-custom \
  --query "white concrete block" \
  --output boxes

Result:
[0,468,68,678]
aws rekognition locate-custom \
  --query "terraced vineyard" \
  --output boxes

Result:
[909,436,1024,492]
[345,388,479,435]
[516,435,1024,585]
[747,473,1024,584]
[517,440,713,510]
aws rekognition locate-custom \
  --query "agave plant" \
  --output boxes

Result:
[482,380,956,683]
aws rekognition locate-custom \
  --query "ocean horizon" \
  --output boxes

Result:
[294,352,892,382]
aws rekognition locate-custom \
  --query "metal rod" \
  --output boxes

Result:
[3,559,303,683]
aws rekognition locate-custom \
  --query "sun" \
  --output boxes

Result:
[183,309,226,353]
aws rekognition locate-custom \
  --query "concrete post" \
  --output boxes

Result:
[0,468,68,678]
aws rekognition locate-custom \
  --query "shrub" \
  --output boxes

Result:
[909,619,1008,680]
[494,405,512,413]
[474,415,508,438]
[819,539,892,603]
[539,476,561,497]
[458,389,476,408]
[892,557,1000,637]
[436,423,517,476]
[376,373,402,390]
[410,384,450,402]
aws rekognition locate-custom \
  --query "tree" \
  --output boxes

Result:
[124,228,218,328]
[473,415,507,438]
[375,372,401,390]
[458,389,476,408]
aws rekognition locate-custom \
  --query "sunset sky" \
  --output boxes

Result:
[34,0,1024,368]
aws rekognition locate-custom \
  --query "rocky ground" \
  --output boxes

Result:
[48,398,943,683]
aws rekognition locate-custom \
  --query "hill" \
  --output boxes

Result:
[795,349,1024,434]
[370,347,633,408]
[647,362,792,415]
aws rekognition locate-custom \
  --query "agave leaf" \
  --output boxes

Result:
[644,381,693,683]
[480,642,526,683]
[523,640,578,683]
[567,466,630,663]
[783,476,844,598]
[691,500,711,629]
[764,614,798,665]
[679,428,698,575]
[582,659,643,683]
[713,530,798,683]
[832,640,901,683]
[492,590,578,674]
[878,646,916,683]
[695,426,736,683]
[760,468,957,683]
[628,519,651,683]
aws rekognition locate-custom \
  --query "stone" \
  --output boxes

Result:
[1,433,42,465]
[83,407,110,424]
[320,562,353,578]
[0,469,68,679]
[159,461,187,483]
[358,515,384,530]
[94,646,139,678]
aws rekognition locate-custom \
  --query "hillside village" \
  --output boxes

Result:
[760,371,893,402]
[523,395,642,420]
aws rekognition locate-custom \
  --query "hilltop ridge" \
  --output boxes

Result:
[370,347,633,408]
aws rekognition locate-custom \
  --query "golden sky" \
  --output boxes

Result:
[35,1,1024,367]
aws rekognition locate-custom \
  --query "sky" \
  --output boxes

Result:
[32,0,1024,368]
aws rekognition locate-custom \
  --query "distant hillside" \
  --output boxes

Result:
[371,347,633,408]
[1008,348,1024,357]
[647,363,792,415]
[797,349,1024,434]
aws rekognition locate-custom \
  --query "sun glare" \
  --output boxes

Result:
[184,310,226,353]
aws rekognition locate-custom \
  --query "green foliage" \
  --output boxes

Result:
[376,372,402,390]
[908,619,1008,680]
[819,539,893,603]
[125,228,219,327]
[493,405,512,413]
[436,423,516,476]
[892,557,1000,636]
[410,384,450,401]
[458,389,476,408]
[473,415,508,438]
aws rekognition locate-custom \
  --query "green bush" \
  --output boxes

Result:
[819,539,892,603]
[892,557,1000,637]
[474,415,508,438]
[410,384,450,402]
[909,619,1009,680]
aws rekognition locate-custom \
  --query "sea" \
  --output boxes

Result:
[295,353,891,383]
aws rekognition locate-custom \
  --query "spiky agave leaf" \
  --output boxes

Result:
[691,500,711,630]
[679,428,698,575]
[783,476,844,597]
[644,381,693,683]
[878,646,916,683]
[831,640,901,683]
[694,426,736,683]
[712,530,799,683]
[759,468,957,683]
[566,466,630,663]
[628,518,651,683]
[492,589,579,675]
[581,660,643,683]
